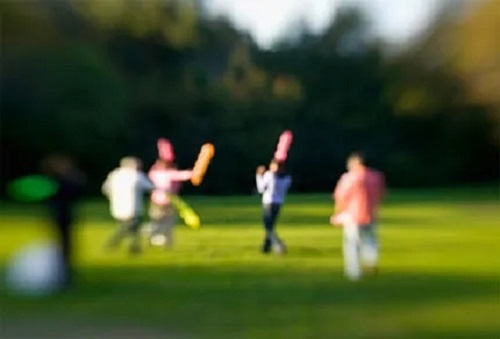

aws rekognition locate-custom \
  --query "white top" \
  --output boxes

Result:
[256,171,292,204]
[102,168,155,220]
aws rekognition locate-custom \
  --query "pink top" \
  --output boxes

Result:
[333,167,386,226]
[148,166,192,205]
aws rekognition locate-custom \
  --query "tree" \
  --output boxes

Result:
[70,0,198,48]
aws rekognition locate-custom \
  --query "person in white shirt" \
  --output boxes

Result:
[102,157,155,254]
[255,159,292,254]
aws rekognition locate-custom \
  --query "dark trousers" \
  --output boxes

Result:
[106,217,142,252]
[262,203,285,253]
[50,206,74,288]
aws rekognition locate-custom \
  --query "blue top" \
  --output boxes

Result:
[256,171,292,204]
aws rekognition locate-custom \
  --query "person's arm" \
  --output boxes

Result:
[255,166,268,194]
[377,172,387,203]
[139,173,156,191]
[333,174,345,201]
[284,175,292,191]
[171,170,193,182]
[333,174,352,214]
[255,172,270,194]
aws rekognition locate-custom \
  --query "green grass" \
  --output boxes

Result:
[1,186,499,338]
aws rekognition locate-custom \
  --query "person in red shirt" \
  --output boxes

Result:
[331,152,386,280]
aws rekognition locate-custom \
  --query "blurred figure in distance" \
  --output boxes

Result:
[147,159,192,248]
[255,159,292,254]
[331,152,386,281]
[102,157,155,255]
[42,153,86,290]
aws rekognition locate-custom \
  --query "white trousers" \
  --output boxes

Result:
[343,221,379,280]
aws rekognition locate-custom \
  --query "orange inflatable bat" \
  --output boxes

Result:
[191,143,215,186]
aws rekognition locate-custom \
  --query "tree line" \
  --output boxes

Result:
[1,0,498,196]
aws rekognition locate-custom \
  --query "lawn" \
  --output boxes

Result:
[0,186,499,338]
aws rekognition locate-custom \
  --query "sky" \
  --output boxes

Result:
[204,0,444,49]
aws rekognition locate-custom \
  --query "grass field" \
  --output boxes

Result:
[1,187,499,338]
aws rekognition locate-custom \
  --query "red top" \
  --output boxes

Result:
[333,167,386,225]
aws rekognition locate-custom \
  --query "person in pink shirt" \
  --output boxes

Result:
[147,159,192,248]
[331,152,386,280]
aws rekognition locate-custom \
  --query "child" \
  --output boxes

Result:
[255,159,292,254]
[147,159,192,248]
[331,152,386,280]
[102,157,155,255]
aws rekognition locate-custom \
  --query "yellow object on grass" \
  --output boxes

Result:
[169,194,200,229]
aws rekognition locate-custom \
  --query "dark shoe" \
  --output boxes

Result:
[262,239,272,254]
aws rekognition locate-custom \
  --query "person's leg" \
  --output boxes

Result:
[141,203,154,237]
[163,205,176,248]
[262,204,284,254]
[106,218,140,250]
[61,222,72,287]
[148,203,163,243]
[343,221,361,280]
[55,217,72,289]
[269,204,286,254]
[105,220,130,249]
[151,205,175,247]
[129,217,143,254]
[50,207,72,288]
[262,204,274,253]
[360,224,379,274]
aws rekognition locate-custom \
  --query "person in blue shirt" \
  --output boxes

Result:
[255,159,292,254]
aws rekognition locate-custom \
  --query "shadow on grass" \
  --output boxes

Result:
[291,246,330,257]
[2,266,498,338]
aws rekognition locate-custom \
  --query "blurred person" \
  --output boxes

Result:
[102,157,155,255]
[331,152,386,281]
[255,159,292,254]
[147,159,192,248]
[42,154,86,290]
